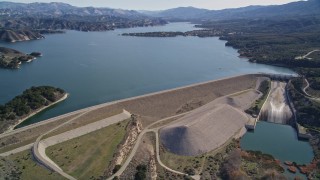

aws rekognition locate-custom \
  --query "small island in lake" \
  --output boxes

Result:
[0,86,68,133]
[0,47,42,69]
[122,29,223,38]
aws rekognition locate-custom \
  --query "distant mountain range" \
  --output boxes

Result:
[144,0,320,20]
[0,2,146,18]
[0,0,319,43]
[0,2,167,42]
[1,0,319,21]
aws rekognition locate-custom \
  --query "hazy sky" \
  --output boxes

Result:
[8,0,301,10]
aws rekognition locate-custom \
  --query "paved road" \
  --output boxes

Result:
[41,110,131,147]
[33,110,131,180]
[33,110,90,180]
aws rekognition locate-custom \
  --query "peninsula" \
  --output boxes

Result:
[122,29,222,37]
[0,86,68,134]
[0,47,41,69]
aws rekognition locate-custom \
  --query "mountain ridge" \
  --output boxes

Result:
[0,1,146,18]
[143,0,320,20]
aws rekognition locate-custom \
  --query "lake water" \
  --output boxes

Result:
[0,22,295,127]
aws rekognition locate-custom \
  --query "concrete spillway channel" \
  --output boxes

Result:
[259,81,293,124]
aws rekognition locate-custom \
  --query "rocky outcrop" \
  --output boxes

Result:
[114,115,142,165]
[0,29,44,42]
[104,114,143,177]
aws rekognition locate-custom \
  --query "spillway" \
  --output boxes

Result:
[259,81,292,124]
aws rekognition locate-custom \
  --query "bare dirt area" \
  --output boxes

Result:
[160,89,260,156]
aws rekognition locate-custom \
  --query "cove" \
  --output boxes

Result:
[0,22,295,127]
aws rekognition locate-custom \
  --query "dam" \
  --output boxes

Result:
[259,81,293,124]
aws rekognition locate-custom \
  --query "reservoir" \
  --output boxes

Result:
[0,22,295,127]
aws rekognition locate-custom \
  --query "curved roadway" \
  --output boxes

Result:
[33,110,131,180]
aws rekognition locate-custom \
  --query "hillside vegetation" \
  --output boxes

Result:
[0,86,66,133]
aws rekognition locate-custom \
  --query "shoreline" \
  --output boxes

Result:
[4,93,69,134]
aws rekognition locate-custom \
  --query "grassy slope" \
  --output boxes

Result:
[46,119,129,179]
[5,150,65,180]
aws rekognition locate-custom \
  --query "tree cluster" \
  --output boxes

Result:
[0,86,65,122]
